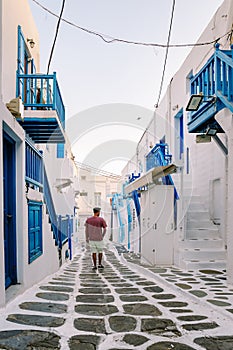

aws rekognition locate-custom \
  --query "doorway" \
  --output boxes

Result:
[3,132,17,289]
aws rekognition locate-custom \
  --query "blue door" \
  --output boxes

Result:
[3,132,17,289]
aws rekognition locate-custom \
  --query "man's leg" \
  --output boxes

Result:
[98,252,102,265]
[92,253,97,268]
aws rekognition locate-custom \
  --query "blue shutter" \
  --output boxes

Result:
[28,201,43,263]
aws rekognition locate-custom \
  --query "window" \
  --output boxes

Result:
[94,192,101,207]
[57,144,64,158]
[81,176,86,180]
[80,192,88,196]
[28,201,43,263]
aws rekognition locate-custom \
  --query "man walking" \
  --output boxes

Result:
[85,207,107,270]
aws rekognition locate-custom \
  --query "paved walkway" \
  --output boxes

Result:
[0,243,233,349]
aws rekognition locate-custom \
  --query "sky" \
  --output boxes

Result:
[28,0,223,174]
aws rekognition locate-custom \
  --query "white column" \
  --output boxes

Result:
[215,109,233,286]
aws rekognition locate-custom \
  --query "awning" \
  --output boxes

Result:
[124,164,177,194]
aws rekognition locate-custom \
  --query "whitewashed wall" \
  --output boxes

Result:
[0,0,79,306]
[122,0,233,247]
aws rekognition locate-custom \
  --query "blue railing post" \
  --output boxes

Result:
[58,215,62,250]
[53,72,57,111]
[67,214,72,260]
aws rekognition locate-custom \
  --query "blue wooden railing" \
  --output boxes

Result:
[112,193,125,244]
[25,139,43,190]
[43,170,73,253]
[16,72,65,126]
[188,44,233,132]
[43,169,59,246]
[146,143,178,199]
[146,143,172,171]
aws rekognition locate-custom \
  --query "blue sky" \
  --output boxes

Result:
[29,0,223,173]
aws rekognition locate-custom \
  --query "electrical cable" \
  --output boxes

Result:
[46,0,65,74]
[155,0,175,108]
[32,0,232,49]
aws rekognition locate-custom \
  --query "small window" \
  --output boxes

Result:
[80,192,88,196]
[81,176,86,180]
[94,192,101,206]
[28,201,43,263]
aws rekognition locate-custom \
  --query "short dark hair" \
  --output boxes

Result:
[93,207,101,214]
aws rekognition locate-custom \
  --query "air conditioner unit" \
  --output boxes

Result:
[6,97,24,120]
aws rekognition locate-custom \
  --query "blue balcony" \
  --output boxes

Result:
[16,73,65,143]
[187,44,233,133]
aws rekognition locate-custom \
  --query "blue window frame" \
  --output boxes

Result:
[28,201,43,263]
[57,144,64,158]
[174,109,184,160]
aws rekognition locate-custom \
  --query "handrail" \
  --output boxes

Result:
[25,139,43,190]
[112,193,125,244]
[43,168,59,246]
[43,168,73,253]
[16,72,65,124]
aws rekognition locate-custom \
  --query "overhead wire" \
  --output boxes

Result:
[46,0,66,74]
[32,0,232,49]
[155,0,175,108]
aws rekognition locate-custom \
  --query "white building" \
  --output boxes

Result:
[0,0,79,306]
[115,0,233,285]
[77,165,120,242]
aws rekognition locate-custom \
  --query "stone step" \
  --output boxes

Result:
[187,202,206,211]
[187,211,211,221]
[179,259,226,271]
[186,219,217,230]
[185,228,220,239]
[179,249,226,261]
[179,238,224,249]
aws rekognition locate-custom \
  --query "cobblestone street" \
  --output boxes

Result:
[1,244,233,349]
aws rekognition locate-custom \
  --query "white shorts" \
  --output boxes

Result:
[89,240,104,253]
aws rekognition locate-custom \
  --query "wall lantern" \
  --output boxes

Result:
[206,127,217,136]
[27,38,35,49]
[186,94,216,112]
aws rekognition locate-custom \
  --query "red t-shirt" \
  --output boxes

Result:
[85,216,107,241]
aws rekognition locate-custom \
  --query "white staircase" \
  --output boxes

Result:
[178,195,226,270]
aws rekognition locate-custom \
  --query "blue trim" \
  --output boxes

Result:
[132,190,141,252]
[126,199,132,250]
[3,132,17,288]
[174,109,184,160]
[57,144,65,158]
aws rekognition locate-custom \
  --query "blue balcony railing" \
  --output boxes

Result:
[16,72,65,126]
[58,215,73,247]
[25,139,43,190]
[188,44,233,133]
[146,143,172,172]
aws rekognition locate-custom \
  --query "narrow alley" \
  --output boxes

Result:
[1,243,233,350]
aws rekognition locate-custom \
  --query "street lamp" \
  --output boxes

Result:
[206,127,217,136]
[186,94,204,111]
[186,94,216,112]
